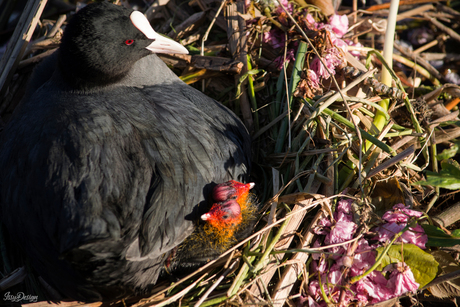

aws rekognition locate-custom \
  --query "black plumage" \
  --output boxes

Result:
[0,2,250,302]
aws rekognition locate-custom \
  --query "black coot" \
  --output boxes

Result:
[0,2,251,302]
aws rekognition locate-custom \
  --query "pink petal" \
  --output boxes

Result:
[382,211,411,223]
[346,40,363,58]
[374,222,427,249]
[329,14,349,37]
[373,222,405,242]
[308,280,321,299]
[307,69,320,89]
[312,239,322,260]
[306,14,318,30]
[313,217,332,235]
[387,262,419,296]
[275,0,293,14]
[353,239,376,270]
[328,220,357,244]
[400,224,427,249]
[356,271,393,303]
[382,204,423,223]
[334,198,353,223]
[333,38,348,52]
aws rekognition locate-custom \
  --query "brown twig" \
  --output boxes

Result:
[423,12,460,43]
[366,0,442,12]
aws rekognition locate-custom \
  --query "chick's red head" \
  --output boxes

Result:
[212,180,255,204]
[201,199,242,230]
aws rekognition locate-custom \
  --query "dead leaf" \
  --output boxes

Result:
[371,178,406,217]
[428,251,460,298]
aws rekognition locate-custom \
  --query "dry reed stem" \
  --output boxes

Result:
[249,202,316,297]
[0,0,48,113]
[225,1,253,131]
[270,202,327,307]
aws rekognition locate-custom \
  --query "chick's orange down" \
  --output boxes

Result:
[164,180,256,273]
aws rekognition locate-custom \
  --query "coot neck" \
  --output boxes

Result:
[57,49,134,91]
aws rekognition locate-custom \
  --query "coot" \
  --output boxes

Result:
[0,2,251,302]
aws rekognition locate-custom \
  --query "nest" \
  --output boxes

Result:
[2,0,460,306]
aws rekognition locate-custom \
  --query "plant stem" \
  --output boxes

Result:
[370,0,399,148]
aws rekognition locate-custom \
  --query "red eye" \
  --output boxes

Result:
[125,39,134,45]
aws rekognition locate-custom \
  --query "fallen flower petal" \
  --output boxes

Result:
[356,271,393,303]
[334,198,353,223]
[329,14,349,37]
[382,204,423,223]
[353,239,376,270]
[327,220,357,244]
[373,222,427,249]
[373,222,405,243]
[400,224,427,249]
[387,262,419,297]
[305,13,318,30]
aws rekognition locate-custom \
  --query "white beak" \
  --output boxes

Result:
[201,213,211,221]
[130,11,189,54]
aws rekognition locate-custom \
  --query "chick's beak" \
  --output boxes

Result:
[201,213,212,221]
[130,11,189,54]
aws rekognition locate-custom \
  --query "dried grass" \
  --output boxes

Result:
[1,0,460,306]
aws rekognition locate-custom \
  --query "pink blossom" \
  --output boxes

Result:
[325,268,355,306]
[356,271,393,303]
[382,211,412,224]
[308,268,346,303]
[336,198,352,214]
[311,258,327,273]
[275,0,293,14]
[328,267,343,285]
[263,29,285,49]
[373,222,427,249]
[353,239,376,270]
[387,262,419,296]
[382,204,423,223]
[305,14,318,30]
[374,222,404,242]
[315,269,343,303]
[349,264,364,278]
[346,40,363,57]
[401,224,427,249]
[312,239,322,260]
[310,48,343,80]
[332,37,348,52]
[308,280,321,299]
[313,217,332,235]
[334,198,353,222]
[263,31,271,44]
[326,220,357,244]
[307,69,320,90]
[330,246,347,262]
[305,199,426,305]
[329,14,349,37]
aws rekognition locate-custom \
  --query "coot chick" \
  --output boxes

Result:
[0,2,251,302]
[166,181,256,273]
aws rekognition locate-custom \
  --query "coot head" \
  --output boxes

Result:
[59,2,188,89]
[212,180,255,208]
[201,199,243,228]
